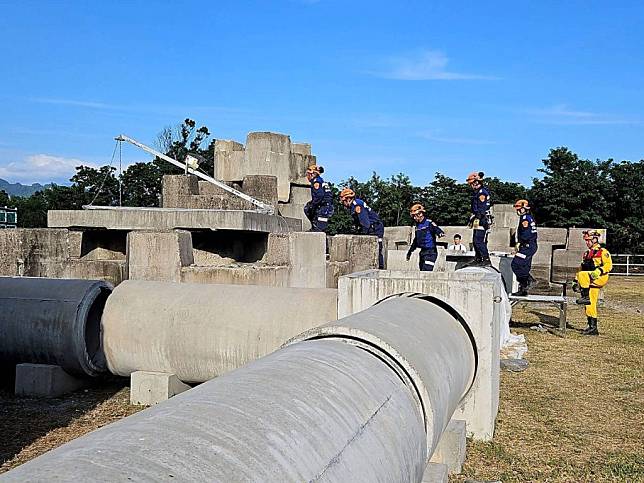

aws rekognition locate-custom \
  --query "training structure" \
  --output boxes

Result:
[2,294,476,482]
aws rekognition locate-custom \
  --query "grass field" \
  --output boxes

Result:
[1,278,643,481]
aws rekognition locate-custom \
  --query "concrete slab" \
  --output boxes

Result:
[422,462,449,483]
[130,371,190,406]
[15,364,86,397]
[48,207,300,233]
[429,419,467,474]
[337,269,501,441]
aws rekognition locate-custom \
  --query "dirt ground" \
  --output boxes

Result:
[1,278,642,481]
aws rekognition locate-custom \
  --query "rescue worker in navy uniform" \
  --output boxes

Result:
[510,199,538,296]
[303,165,334,232]
[406,203,445,271]
[466,171,492,266]
[339,188,385,269]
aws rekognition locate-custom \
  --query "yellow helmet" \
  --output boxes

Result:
[410,203,425,215]
[514,199,530,210]
[339,188,355,200]
[466,171,483,185]
[583,230,602,241]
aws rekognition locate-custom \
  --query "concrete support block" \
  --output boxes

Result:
[278,202,309,231]
[287,232,327,288]
[245,132,292,202]
[162,175,199,208]
[242,175,279,207]
[487,227,512,253]
[213,139,245,180]
[421,462,449,483]
[15,364,86,397]
[291,142,311,156]
[328,234,379,273]
[127,230,194,282]
[429,419,467,474]
[337,270,501,441]
[383,226,412,251]
[130,371,190,406]
[491,204,516,228]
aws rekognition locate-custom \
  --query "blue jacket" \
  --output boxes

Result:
[411,218,444,251]
[310,176,333,209]
[471,186,491,220]
[349,198,383,236]
[517,213,538,243]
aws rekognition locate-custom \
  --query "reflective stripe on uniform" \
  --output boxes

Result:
[317,217,328,222]
[378,238,383,242]
[515,253,527,259]
[424,260,435,265]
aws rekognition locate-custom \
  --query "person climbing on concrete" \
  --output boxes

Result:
[466,171,492,266]
[303,164,334,232]
[339,188,385,269]
[574,230,612,336]
[510,199,538,296]
[406,203,445,271]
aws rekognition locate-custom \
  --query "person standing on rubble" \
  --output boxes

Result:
[303,165,334,233]
[339,188,385,269]
[466,171,492,266]
[574,230,612,336]
[510,199,538,296]
[406,203,445,271]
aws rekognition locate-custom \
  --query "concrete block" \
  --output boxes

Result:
[386,248,448,272]
[440,226,472,250]
[487,227,512,253]
[328,234,379,273]
[337,270,501,441]
[15,364,86,397]
[429,419,467,474]
[278,202,309,231]
[181,265,291,287]
[383,226,412,251]
[213,139,245,180]
[245,132,292,202]
[242,175,279,207]
[291,142,312,156]
[261,232,326,288]
[162,175,199,208]
[289,152,317,186]
[128,230,194,282]
[130,371,190,406]
[48,208,300,233]
[421,462,449,483]
[287,185,312,205]
[491,203,516,228]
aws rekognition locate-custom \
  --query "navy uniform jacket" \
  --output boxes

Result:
[471,186,491,221]
[350,199,383,235]
[517,213,538,243]
[411,218,444,251]
[310,176,333,208]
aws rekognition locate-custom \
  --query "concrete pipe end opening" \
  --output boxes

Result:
[73,281,113,377]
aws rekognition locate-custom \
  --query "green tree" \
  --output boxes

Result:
[121,162,162,207]
[420,173,471,225]
[605,160,644,253]
[485,177,528,204]
[71,165,119,206]
[528,147,612,228]
[0,189,10,206]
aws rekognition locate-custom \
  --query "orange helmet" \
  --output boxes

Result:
[583,230,602,241]
[306,164,320,176]
[339,188,355,200]
[514,199,530,210]
[410,203,425,215]
[466,171,483,185]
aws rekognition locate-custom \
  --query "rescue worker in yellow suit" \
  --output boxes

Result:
[574,230,612,335]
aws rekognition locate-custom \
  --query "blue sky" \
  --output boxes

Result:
[0,0,642,186]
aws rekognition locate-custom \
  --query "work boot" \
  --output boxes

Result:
[576,287,591,305]
[512,285,528,297]
[526,275,537,289]
[582,317,599,336]
[479,258,492,267]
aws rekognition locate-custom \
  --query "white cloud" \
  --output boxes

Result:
[376,49,499,81]
[28,97,121,110]
[526,104,640,125]
[419,131,497,145]
[0,154,98,184]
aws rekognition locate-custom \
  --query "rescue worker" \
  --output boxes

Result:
[466,171,492,266]
[510,199,538,296]
[303,165,334,232]
[339,188,385,269]
[574,230,612,336]
[406,203,445,271]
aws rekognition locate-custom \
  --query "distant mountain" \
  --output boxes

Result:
[0,178,51,197]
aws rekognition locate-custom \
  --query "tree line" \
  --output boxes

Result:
[1,119,642,254]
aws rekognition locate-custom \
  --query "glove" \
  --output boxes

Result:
[438,232,445,238]
[572,280,580,293]
[590,268,602,280]
[472,218,480,229]
[467,215,476,228]
[406,249,413,261]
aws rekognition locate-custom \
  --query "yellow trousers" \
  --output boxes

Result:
[576,271,609,318]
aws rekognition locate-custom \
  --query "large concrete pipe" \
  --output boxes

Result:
[102,280,339,382]
[0,277,112,376]
[2,295,475,482]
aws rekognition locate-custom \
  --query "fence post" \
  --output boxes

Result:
[626,255,630,276]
